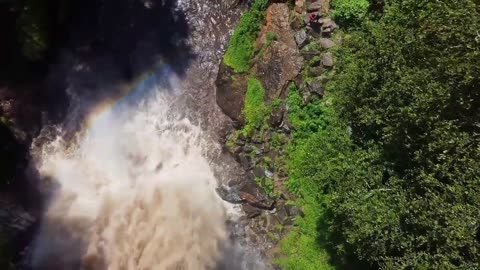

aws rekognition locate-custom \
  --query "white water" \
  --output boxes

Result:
[30,83,230,269]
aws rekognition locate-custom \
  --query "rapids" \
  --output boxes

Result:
[25,0,268,269]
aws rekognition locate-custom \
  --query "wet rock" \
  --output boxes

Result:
[0,199,36,238]
[319,37,335,49]
[239,178,275,209]
[294,29,308,48]
[215,62,248,123]
[242,204,262,218]
[257,4,297,49]
[216,186,244,204]
[252,42,304,101]
[322,53,334,68]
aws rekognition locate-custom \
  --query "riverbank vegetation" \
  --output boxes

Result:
[280,0,480,269]
[223,0,269,73]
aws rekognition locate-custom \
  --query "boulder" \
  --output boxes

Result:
[319,37,335,49]
[269,106,284,127]
[239,178,275,209]
[294,29,309,48]
[294,0,306,14]
[307,0,330,15]
[242,204,262,218]
[321,18,338,34]
[252,42,304,101]
[322,53,334,68]
[308,80,324,97]
[257,4,297,50]
[215,62,248,123]
[307,1,322,12]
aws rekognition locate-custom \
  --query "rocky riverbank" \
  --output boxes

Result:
[215,0,339,261]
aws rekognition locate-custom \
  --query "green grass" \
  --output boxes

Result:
[243,77,267,136]
[278,84,350,269]
[223,0,269,73]
[277,199,335,270]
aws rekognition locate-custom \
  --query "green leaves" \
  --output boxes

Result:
[327,0,480,268]
[223,0,269,72]
[332,0,370,23]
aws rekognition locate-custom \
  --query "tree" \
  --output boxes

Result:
[328,0,480,268]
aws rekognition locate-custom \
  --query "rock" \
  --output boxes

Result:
[294,29,308,48]
[307,1,322,12]
[319,38,335,49]
[252,42,304,101]
[242,204,262,218]
[285,204,305,217]
[321,19,338,34]
[265,170,274,178]
[257,4,297,49]
[239,178,275,209]
[215,62,248,123]
[269,106,284,127]
[276,207,289,224]
[308,81,324,97]
[308,66,324,77]
[307,0,330,15]
[322,53,334,68]
[253,167,265,177]
[216,186,244,204]
[294,0,306,13]
[301,50,321,62]
[0,198,36,238]
[239,154,251,170]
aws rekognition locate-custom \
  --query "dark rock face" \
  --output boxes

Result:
[215,62,248,124]
[252,42,303,101]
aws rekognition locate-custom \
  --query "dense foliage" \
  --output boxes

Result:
[282,0,480,269]
[332,0,369,22]
[243,77,267,135]
[223,0,269,73]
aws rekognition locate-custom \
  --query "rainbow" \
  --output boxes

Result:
[85,61,172,129]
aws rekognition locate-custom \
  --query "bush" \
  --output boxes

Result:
[332,0,369,22]
[328,0,480,268]
[243,78,267,135]
[223,0,269,73]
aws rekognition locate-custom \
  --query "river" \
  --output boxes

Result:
[25,0,269,269]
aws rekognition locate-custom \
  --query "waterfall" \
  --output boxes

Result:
[30,84,229,269]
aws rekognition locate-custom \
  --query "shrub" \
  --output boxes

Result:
[243,78,267,135]
[223,0,269,73]
[332,0,369,22]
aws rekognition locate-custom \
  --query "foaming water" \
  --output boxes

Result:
[30,84,229,269]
